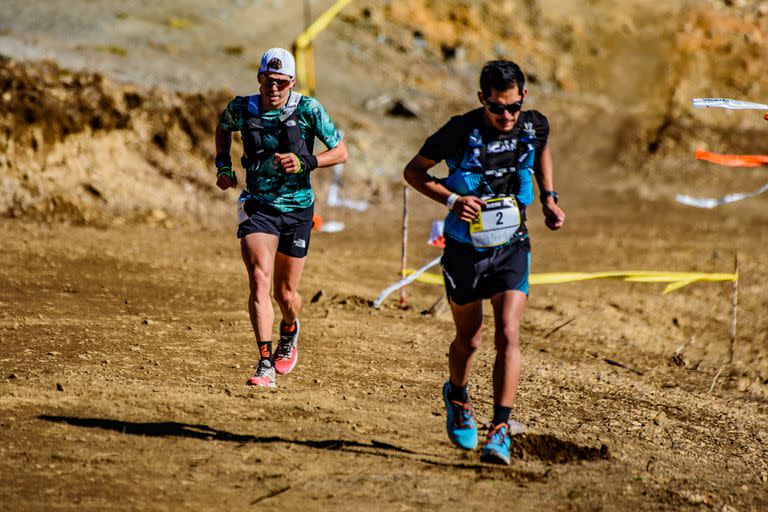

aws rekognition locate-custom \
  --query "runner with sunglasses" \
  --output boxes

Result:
[404,60,565,464]
[215,48,348,388]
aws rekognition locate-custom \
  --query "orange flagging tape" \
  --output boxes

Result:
[695,149,768,167]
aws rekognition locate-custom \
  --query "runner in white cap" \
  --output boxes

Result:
[214,47,348,388]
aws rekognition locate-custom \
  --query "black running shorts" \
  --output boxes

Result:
[237,200,314,258]
[441,237,531,305]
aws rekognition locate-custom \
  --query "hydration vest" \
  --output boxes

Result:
[442,119,538,247]
[444,121,536,203]
[240,91,312,168]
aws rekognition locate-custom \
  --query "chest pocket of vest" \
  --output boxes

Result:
[281,118,310,158]
[243,118,266,162]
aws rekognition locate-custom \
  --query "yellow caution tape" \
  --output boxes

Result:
[405,269,737,295]
[294,0,354,95]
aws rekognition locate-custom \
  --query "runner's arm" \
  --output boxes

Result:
[275,139,347,174]
[315,139,348,168]
[214,124,237,190]
[215,124,233,161]
[533,143,565,230]
[403,154,484,221]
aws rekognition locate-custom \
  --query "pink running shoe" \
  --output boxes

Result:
[274,319,299,375]
[246,359,276,388]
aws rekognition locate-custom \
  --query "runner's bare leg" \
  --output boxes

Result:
[241,233,279,341]
[490,290,527,406]
[448,299,484,388]
[273,252,307,325]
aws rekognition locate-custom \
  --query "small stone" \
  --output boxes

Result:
[56,383,64,392]
[142,319,153,325]
[653,412,667,427]
[47,351,61,356]
[387,98,420,118]
[8,373,17,379]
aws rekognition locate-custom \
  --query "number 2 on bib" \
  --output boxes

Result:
[469,196,521,248]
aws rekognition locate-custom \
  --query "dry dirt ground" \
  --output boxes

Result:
[2,1,768,511]
[2,190,768,511]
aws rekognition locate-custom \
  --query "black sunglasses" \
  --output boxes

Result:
[485,99,523,115]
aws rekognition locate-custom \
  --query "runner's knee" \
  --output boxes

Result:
[494,323,521,352]
[248,267,271,297]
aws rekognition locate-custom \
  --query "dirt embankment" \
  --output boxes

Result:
[2,0,768,226]
[0,56,231,225]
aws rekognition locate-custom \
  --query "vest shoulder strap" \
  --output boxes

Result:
[243,92,303,122]
[279,92,303,122]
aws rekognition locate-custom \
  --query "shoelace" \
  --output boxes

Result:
[255,360,273,377]
[276,327,296,358]
[450,400,473,428]
[486,424,509,445]
[275,337,294,359]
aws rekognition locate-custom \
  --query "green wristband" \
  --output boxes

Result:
[216,166,235,179]
[293,154,304,174]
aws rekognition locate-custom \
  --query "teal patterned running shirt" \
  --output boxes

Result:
[218,92,343,212]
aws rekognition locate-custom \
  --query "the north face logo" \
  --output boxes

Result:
[293,239,306,248]
[268,58,282,70]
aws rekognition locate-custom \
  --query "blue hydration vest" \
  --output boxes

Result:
[442,123,537,248]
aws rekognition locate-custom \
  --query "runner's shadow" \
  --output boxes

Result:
[39,414,413,454]
[38,415,607,474]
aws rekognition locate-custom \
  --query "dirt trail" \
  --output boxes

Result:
[1,191,767,510]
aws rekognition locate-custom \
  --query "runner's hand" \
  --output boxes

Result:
[542,200,565,230]
[216,169,237,190]
[452,195,485,222]
[275,152,302,174]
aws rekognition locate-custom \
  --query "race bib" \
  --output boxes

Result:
[469,196,520,248]
[237,190,250,225]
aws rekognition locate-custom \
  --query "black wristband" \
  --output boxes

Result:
[215,152,232,169]
[298,154,318,173]
[540,190,558,204]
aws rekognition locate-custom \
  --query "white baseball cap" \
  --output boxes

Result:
[258,48,296,78]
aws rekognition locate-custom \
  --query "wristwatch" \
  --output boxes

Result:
[540,190,558,204]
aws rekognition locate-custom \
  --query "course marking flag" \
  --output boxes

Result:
[692,98,768,110]
[676,182,768,209]
[694,149,768,167]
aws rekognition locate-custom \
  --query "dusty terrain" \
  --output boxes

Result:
[1,1,768,510]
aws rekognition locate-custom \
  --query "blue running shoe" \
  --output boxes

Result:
[442,381,478,450]
[481,422,511,465]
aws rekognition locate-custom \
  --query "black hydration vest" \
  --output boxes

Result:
[240,92,312,168]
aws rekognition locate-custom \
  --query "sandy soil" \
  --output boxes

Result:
[1,1,768,511]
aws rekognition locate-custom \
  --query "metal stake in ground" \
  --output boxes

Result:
[728,253,739,366]
[400,186,409,305]
[709,252,739,395]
